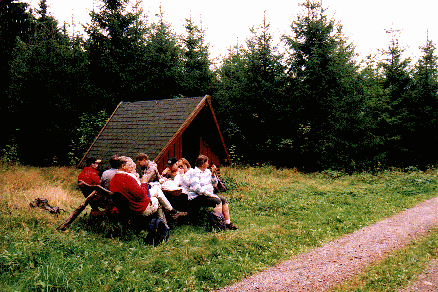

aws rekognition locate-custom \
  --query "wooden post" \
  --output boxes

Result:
[56,191,97,231]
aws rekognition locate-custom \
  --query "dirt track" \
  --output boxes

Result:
[216,197,438,292]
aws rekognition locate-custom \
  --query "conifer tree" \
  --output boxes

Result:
[377,32,412,167]
[144,7,183,98]
[8,0,86,165]
[214,15,286,164]
[408,37,438,167]
[356,55,394,170]
[180,18,213,97]
[283,0,360,170]
[85,0,148,110]
[0,0,33,159]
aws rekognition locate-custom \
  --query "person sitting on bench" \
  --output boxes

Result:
[178,158,191,176]
[78,157,101,186]
[160,157,184,190]
[101,155,122,190]
[110,156,185,222]
[78,157,104,211]
[136,153,161,183]
[180,155,238,230]
[162,157,181,180]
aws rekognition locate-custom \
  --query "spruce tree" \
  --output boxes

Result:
[283,0,360,171]
[85,0,148,110]
[377,32,412,167]
[9,0,85,165]
[0,0,33,160]
[180,18,213,97]
[357,55,394,170]
[144,7,183,98]
[408,37,438,167]
[214,15,286,164]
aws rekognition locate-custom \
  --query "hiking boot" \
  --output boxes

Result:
[226,222,238,230]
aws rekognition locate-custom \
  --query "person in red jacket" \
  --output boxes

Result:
[110,156,151,215]
[110,156,186,222]
[77,157,103,212]
[78,157,101,185]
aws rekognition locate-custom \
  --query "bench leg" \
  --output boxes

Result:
[56,191,97,231]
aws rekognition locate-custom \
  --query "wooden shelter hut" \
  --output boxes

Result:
[78,95,231,171]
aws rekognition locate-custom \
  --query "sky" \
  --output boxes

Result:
[23,0,438,64]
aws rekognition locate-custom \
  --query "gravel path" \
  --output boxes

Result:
[216,197,438,292]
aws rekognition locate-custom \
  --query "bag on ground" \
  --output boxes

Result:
[214,178,227,193]
[207,211,226,231]
[146,217,170,245]
[30,198,62,214]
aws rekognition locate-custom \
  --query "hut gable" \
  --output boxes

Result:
[79,95,230,171]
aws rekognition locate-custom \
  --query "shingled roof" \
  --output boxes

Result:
[79,95,230,170]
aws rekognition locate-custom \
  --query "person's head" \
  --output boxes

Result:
[195,155,209,169]
[109,155,122,169]
[119,156,136,173]
[179,158,191,173]
[136,153,149,167]
[86,157,101,169]
[166,157,179,171]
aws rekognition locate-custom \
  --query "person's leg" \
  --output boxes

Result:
[142,197,159,216]
[142,197,168,224]
[218,195,238,230]
[222,202,230,221]
[151,185,173,211]
[188,195,222,214]
[156,207,167,224]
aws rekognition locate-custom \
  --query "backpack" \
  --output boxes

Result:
[207,211,226,232]
[29,198,62,215]
[214,178,228,193]
[146,217,170,246]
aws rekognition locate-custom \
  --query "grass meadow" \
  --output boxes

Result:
[1,163,437,291]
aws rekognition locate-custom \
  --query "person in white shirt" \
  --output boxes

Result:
[181,155,238,230]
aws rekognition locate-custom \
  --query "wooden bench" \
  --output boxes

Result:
[161,188,189,212]
[57,181,114,231]
[57,181,160,234]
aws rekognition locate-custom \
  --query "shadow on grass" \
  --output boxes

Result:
[70,206,214,244]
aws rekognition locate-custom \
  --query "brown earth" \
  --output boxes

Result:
[215,197,438,292]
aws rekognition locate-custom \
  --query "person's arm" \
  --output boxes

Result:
[209,166,218,187]
[143,164,158,183]
[188,170,216,197]
[186,170,203,194]
[162,167,170,176]
[126,175,151,201]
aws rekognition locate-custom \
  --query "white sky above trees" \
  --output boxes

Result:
[24,0,438,65]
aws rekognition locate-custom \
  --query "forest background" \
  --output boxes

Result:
[2,0,438,172]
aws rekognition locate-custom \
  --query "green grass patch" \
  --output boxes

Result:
[330,227,438,292]
[0,164,437,291]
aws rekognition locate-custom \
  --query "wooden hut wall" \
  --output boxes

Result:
[154,103,227,170]
[200,136,220,166]
[156,135,183,171]
[182,105,225,167]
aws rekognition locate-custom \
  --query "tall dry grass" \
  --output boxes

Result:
[0,163,85,217]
